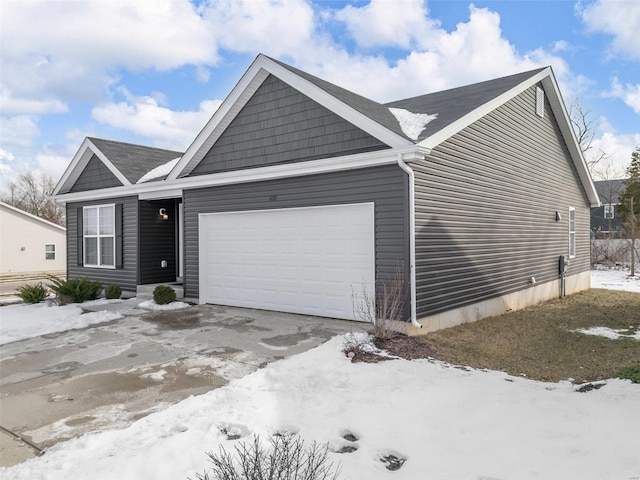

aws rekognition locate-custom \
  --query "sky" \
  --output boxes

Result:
[1,0,639,191]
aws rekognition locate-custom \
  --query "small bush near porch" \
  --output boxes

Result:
[421,289,640,384]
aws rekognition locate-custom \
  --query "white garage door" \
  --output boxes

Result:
[198,203,374,321]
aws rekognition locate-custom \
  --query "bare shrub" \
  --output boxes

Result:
[352,266,406,339]
[591,239,640,269]
[193,434,340,480]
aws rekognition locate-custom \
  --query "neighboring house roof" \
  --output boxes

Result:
[52,53,599,207]
[53,137,183,195]
[0,201,66,232]
[593,179,626,204]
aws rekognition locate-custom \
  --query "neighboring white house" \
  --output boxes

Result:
[0,202,66,275]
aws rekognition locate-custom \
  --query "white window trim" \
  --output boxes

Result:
[604,204,615,219]
[568,207,576,259]
[45,243,56,261]
[83,204,116,269]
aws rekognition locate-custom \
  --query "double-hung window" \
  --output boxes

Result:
[568,207,576,258]
[604,204,615,219]
[45,244,55,260]
[83,205,115,267]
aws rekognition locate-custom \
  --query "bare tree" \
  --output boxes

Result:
[1,171,65,226]
[569,97,608,172]
[618,147,640,276]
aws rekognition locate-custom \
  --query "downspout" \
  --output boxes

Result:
[397,153,422,329]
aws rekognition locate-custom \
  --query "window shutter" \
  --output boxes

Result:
[115,203,123,269]
[77,207,83,266]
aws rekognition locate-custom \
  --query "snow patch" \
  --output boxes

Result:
[137,300,190,311]
[0,303,123,345]
[389,107,437,140]
[577,326,640,340]
[136,157,180,184]
[591,267,640,293]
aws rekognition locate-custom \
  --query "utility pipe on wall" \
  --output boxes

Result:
[397,153,422,329]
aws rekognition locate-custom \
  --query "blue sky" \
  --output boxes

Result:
[1,0,639,189]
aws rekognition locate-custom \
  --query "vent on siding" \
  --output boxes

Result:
[536,87,545,118]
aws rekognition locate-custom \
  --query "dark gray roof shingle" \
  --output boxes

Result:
[594,179,626,204]
[271,57,546,144]
[89,137,183,183]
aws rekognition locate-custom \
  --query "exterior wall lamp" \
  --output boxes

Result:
[159,208,169,221]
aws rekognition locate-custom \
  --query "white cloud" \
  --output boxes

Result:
[202,0,315,57]
[303,5,570,102]
[1,0,218,114]
[91,89,222,150]
[36,153,73,181]
[607,77,640,114]
[590,131,640,179]
[0,116,40,150]
[335,0,437,49]
[580,0,640,60]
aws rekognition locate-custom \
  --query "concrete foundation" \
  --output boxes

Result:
[406,270,591,335]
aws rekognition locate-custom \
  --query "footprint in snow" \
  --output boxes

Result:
[378,450,407,471]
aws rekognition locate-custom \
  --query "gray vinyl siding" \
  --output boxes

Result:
[138,200,177,284]
[69,155,123,192]
[183,165,409,312]
[66,197,138,291]
[189,75,389,176]
[413,84,591,318]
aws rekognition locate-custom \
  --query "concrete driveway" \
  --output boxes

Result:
[0,301,359,467]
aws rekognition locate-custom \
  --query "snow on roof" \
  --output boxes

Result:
[136,157,181,184]
[388,107,437,141]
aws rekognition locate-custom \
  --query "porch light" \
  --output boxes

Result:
[159,208,169,221]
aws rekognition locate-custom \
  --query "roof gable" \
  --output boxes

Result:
[188,74,389,176]
[89,138,182,183]
[69,153,124,192]
[54,137,183,195]
[168,54,413,180]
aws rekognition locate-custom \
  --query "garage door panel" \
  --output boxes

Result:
[199,203,374,321]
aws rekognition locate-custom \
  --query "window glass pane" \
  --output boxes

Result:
[45,244,55,260]
[100,237,114,266]
[99,206,114,235]
[84,208,97,235]
[569,233,576,257]
[85,238,98,265]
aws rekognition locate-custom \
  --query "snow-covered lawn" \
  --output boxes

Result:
[0,268,638,479]
[591,266,640,293]
[0,301,123,345]
[2,336,638,480]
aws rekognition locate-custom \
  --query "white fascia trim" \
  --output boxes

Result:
[418,68,552,152]
[52,138,131,195]
[138,188,184,200]
[169,54,413,180]
[52,138,94,195]
[168,60,271,180]
[540,74,600,207]
[52,147,425,204]
[264,58,412,149]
